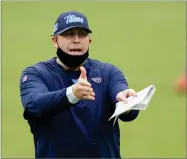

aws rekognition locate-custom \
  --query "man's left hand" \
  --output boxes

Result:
[116,89,137,103]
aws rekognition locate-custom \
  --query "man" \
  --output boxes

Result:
[20,11,140,158]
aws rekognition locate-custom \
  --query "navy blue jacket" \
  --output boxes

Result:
[20,57,139,158]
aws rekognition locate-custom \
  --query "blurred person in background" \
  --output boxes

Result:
[175,71,186,93]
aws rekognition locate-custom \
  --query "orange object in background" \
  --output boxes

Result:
[175,73,186,93]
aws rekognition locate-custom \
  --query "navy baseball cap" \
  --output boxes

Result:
[53,11,92,36]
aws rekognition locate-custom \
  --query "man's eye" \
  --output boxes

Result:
[79,31,88,37]
[62,30,88,37]
[63,31,74,37]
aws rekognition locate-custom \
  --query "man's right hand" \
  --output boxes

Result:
[72,66,95,100]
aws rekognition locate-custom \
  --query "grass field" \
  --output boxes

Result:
[2,1,186,158]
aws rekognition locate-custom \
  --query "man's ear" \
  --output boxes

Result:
[51,36,58,48]
[89,35,92,44]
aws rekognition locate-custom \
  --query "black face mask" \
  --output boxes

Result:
[56,48,89,68]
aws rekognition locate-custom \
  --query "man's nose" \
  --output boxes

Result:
[73,34,80,43]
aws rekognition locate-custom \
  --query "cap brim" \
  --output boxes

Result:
[54,26,92,36]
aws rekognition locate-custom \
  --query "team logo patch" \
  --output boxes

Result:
[23,75,27,82]
[64,15,84,24]
[90,77,102,83]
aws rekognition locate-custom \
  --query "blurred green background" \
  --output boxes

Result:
[2,1,186,158]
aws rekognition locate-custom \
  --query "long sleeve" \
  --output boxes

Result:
[108,64,139,122]
[20,67,74,119]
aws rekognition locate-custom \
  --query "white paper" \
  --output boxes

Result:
[109,85,156,125]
